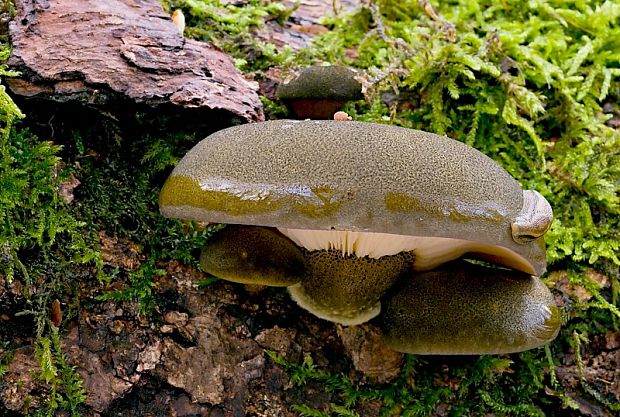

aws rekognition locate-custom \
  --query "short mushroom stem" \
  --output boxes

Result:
[289,249,414,325]
[288,99,348,119]
[377,261,560,355]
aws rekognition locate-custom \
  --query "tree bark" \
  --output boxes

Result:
[7,0,264,124]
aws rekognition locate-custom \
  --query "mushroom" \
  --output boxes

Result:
[276,66,363,119]
[376,261,560,355]
[171,9,185,35]
[159,120,553,325]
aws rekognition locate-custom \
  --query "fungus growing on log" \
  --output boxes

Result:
[159,120,555,340]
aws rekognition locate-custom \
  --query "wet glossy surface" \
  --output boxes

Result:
[199,225,306,286]
[159,120,549,275]
[378,261,560,355]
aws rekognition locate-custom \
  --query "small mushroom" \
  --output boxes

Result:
[333,111,352,121]
[276,66,363,119]
[377,261,560,355]
[171,9,185,35]
[159,120,552,324]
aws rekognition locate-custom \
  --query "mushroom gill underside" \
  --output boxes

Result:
[199,225,560,354]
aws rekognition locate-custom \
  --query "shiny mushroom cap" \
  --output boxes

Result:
[277,65,363,101]
[159,120,551,276]
[377,261,560,355]
[199,225,306,286]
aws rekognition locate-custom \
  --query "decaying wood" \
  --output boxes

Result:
[7,0,263,123]
[256,0,360,51]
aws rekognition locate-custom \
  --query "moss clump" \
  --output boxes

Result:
[0,42,97,415]
[0,45,100,284]
[162,0,294,71]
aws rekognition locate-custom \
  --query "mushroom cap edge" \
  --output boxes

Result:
[159,120,549,275]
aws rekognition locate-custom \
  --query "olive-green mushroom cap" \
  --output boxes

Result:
[200,225,306,286]
[276,65,363,101]
[159,120,548,275]
[377,261,560,355]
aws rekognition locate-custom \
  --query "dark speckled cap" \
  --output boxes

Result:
[276,66,363,101]
[159,120,548,275]
[377,261,560,355]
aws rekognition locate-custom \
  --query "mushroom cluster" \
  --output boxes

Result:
[159,119,559,355]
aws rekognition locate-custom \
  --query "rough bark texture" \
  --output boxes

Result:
[7,0,263,124]
[336,324,404,385]
[0,226,398,416]
[4,250,618,416]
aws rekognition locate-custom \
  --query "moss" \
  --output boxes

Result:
[162,0,294,71]
[34,329,87,417]
[268,351,565,416]
[316,0,620,269]
[0,39,99,414]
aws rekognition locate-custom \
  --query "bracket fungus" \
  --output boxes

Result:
[199,225,306,286]
[276,66,364,119]
[159,119,558,352]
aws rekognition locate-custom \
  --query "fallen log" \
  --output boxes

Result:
[6,0,263,125]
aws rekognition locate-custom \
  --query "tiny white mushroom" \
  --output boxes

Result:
[171,9,185,35]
